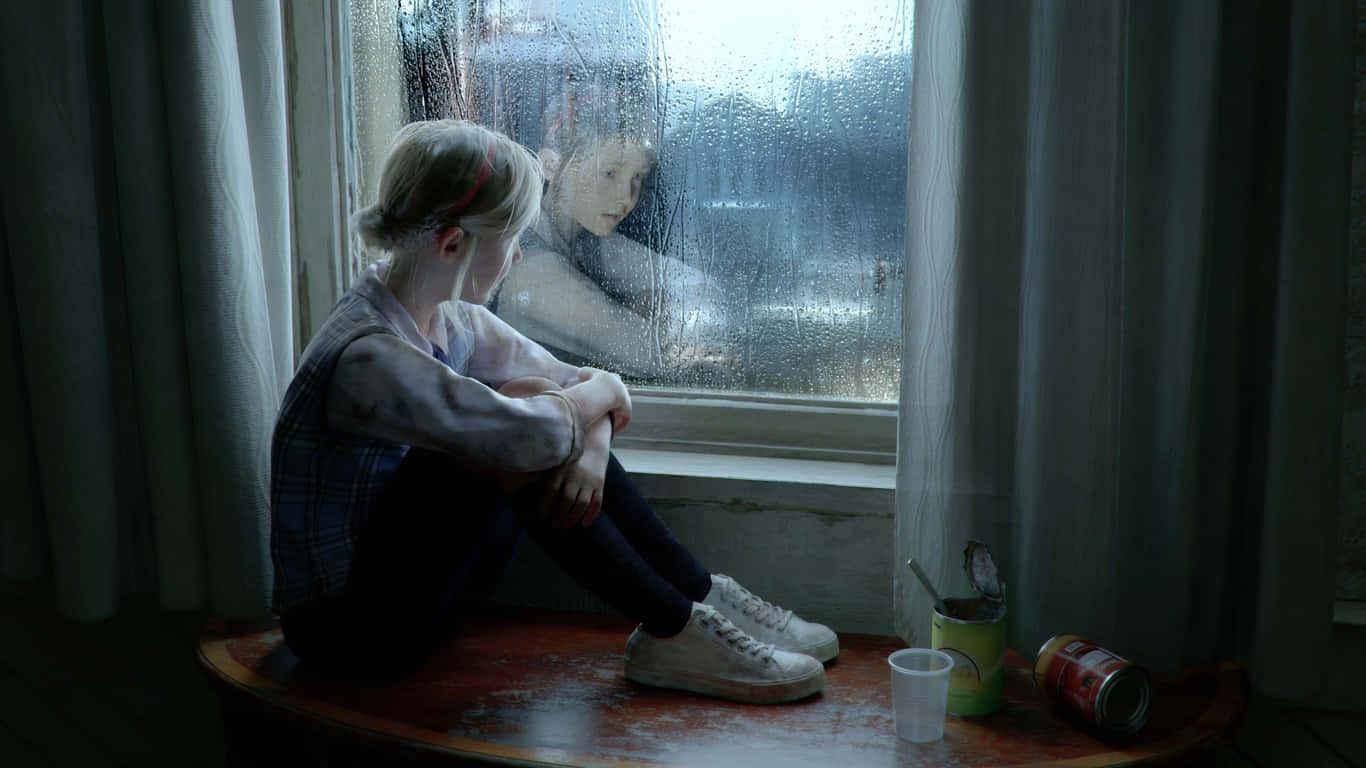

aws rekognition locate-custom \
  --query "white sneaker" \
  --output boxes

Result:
[702,574,840,663]
[624,603,825,704]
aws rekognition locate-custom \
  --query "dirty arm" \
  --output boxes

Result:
[325,333,584,473]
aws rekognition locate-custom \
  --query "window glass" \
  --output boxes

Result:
[351,0,910,401]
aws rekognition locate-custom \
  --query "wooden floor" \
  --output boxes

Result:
[2,581,1365,767]
[0,583,224,767]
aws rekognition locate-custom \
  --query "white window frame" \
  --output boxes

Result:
[284,1,362,356]
[283,1,898,473]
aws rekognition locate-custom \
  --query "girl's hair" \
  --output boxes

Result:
[543,80,660,184]
[353,120,542,258]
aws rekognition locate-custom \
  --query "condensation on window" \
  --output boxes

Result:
[352,0,909,401]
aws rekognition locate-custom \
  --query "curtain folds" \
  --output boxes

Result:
[0,0,291,620]
[895,0,1351,699]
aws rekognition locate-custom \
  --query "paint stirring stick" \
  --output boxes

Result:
[907,558,951,616]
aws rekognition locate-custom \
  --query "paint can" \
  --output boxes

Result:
[930,541,1006,716]
[1033,633,1152,736]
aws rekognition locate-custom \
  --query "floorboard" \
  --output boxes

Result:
[0,585,225,768]
[0,716,57,768]
[1289,710,1366,768]
[0,605,191,765]
[1219,749,1258,767]
[1221,744,1263,768]
[1233,697,1353,768]
[0,664,117,767]
[57,601,224,762]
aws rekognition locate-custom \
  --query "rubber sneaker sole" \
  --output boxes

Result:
[793,635,840,664]
[624,660,825,704]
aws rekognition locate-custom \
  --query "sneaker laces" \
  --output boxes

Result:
[719,576,793,631]
[702,608,776,660]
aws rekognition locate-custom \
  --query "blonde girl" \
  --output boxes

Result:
[270,120,835,701]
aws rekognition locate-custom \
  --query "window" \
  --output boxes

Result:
[338,0,911,462]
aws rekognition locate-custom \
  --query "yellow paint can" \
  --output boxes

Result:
[929,541,1007,716]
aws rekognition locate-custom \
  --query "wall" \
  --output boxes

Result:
[1341,0,1366,601]
[490,458,897,636]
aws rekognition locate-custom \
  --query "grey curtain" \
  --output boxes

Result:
[895,0,1351,698]
[0,0,291,619]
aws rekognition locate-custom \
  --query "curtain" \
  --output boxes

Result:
[0,0,291,620]
[895,0,1351,699]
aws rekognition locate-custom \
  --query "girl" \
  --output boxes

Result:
[270,120,836,704]
[494,83,726,382]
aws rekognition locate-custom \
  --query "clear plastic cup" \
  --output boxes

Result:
[888,648,954,743]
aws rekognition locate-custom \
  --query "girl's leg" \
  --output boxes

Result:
[281,448,522,676]
[495,377,710,633]
[598,454,712,602]
[526,454,710,637]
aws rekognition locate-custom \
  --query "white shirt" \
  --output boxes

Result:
[324,262,587,473]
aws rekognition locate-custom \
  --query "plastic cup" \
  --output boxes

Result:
[888,648,954,743]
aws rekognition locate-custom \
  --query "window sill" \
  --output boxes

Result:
[617,392,897,466]
[615,447,895,517]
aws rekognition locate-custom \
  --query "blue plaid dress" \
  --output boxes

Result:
[270,289,412,613]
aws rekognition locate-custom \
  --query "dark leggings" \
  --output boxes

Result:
[280,449,711,676]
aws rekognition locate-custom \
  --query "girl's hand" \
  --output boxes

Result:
[575,367,632,434]
[539,416,612,528]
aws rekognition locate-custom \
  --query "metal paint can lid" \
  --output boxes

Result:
[963,540,1005,604]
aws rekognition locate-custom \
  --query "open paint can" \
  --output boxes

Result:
[930,540,1006,716]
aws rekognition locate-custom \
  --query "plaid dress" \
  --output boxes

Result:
[269,290,411,612]
[271,259,589,613]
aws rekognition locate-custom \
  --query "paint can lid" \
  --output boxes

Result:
[963,540,1006,604]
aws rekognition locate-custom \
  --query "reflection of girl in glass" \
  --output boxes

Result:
[495,81,722,382]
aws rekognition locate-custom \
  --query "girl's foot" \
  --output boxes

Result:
[703,574,840,663]
[623,603,825,704]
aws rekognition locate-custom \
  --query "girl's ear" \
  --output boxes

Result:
[537,148,562,182]
[437,226,466,263]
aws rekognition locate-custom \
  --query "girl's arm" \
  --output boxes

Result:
[557,366,631,434]
[456,302,632,431]
[538,412,613,528]
[497,374,613,528]
[326,333,584,473]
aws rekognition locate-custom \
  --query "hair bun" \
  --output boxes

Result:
[352,204,395,251]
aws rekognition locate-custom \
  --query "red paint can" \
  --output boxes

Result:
[1033,634,1152,736]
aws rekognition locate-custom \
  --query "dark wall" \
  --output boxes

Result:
[1340,0,1366,601]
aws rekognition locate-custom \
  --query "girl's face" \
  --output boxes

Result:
[557,138,654,237]
[460,231,523,304]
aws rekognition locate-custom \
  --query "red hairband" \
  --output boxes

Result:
[448,140,497,218]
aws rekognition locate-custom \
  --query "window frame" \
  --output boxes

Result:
[285,0,899,468]
[284,0,363,355]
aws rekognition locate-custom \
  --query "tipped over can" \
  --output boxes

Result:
[1034,634,1152,736]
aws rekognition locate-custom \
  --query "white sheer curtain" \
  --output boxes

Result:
[0,0,291,620]
[895,0,1351,698]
